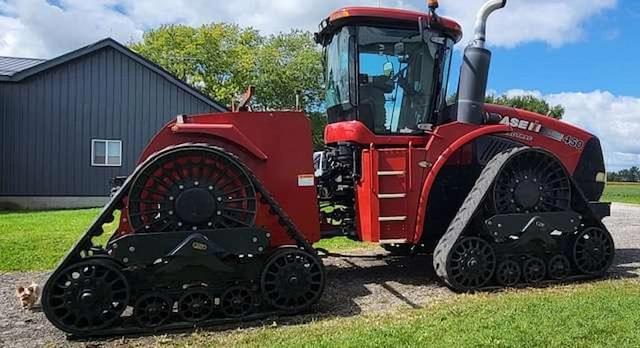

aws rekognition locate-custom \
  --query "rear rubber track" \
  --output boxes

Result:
[43,143,323,338]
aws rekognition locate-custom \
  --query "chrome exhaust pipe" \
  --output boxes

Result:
[472,0,507,48]
[456,0,507,125]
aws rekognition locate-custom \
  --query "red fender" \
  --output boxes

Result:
[412,123,512,242]
[170,121,268,161]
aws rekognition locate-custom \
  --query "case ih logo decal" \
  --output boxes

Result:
[494,114,584,150]
[499,116,542,133]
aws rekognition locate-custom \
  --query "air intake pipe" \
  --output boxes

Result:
[457,0,507,124]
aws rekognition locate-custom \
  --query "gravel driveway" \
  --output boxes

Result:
[1,203,639,347]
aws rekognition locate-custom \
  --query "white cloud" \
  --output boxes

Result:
[0,0,411,58]
[503,89,640,171]
[0,0,617,58]
[0,0,142,58]
[440,0,617,47]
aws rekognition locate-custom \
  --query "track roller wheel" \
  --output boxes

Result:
[178,289,214,322]
[548,255,571,280]
[221,286,256,318]
[133,293,173,328]
[523,257,546,283]
[573,227,615,275]
[495,260,521,287]
[445,237,496,291]
[42,260,129,334]
[261,248,325,312]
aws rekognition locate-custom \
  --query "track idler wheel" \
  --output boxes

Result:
[573,227,615,275]
[523,257,546,283]
[42,260,130,334]
[221,286,256,318]
[261,248,325,312]
[134,293,173,328]
[178,289,214,322]
[495,260,521,287]
[445,237,496,291]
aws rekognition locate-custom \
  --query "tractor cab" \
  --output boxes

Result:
[315,7,463,136]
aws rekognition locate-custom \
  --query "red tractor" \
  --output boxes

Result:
[43,0,614,336]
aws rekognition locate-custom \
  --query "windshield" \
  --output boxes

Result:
[323,25,453,133]
[359,26,440,134]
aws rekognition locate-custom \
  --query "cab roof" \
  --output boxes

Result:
[317,7,463,43]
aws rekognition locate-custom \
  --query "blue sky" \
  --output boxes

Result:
[0,0,638,170]
[481,3,639,96]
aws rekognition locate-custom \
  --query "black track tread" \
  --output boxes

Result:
[433,147,525,289]
[432,146,615,292]
[43,142,321,337]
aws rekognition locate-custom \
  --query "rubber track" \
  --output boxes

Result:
[44,143,320,338]
[432,146,614,291]
[432,147,523,288]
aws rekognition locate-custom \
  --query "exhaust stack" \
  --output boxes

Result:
[457,0,507,124]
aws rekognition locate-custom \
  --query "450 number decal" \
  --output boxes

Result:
[562,135,584,149]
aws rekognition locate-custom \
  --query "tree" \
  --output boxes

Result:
[130,24,323,112]
[485,94,565,119]
[131,23,262,106]
[607,166,640,182]
[254,31,324,111]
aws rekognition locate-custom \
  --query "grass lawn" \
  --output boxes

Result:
[154,280,640,348]
[602,182,640,205]
[0,208,116,271]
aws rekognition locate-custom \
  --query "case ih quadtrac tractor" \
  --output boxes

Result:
[43,0,614,336]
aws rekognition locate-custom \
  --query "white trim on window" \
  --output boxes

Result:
[91,139,122,167]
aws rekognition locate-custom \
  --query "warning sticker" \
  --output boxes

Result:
[297,174,315,187]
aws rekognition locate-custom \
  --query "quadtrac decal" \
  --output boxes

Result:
[493,113,584,150]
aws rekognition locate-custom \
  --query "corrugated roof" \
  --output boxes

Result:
[0,56,46,76]
[0,38,227,111]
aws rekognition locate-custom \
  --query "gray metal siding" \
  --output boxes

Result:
[0,47,216,196]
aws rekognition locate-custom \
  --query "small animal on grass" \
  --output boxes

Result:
[15,283,40,310]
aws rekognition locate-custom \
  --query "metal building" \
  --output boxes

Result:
[0,38,226,209]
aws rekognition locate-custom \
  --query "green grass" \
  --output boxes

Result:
[602,182,640,205]
[154,280,640,348]
[314,236,373,251]
[0,208,117,271]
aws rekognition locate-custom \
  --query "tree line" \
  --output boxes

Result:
[608,167,640,182]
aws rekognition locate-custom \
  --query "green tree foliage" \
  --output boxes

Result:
[130,24,323,112]
[255,30,324,111]
[608,166,640,182]
[485,94,565,119]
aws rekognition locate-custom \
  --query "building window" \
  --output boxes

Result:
[92,139,122,167]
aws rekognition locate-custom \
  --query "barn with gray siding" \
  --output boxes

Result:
[0,38,226,209]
